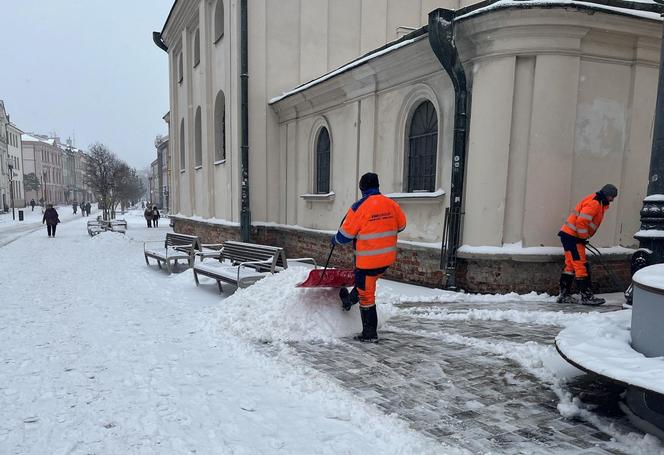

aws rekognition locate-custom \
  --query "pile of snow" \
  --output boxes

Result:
[556,310,664,395]
[207,267,399,343]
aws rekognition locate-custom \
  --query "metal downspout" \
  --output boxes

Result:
[428,8,469,290]
[240,0,251,242]
[152,32,168,52]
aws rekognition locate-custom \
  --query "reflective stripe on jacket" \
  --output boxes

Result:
[560,192,609,240]
[335,190,407,269]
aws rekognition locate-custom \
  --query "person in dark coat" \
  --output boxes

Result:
[30,199,36,211]
[144,206,153,228]
[42,204,60,237]
[152,206,161,228]
[85,202,91,216]
[72,201,78,214]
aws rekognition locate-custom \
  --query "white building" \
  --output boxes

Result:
[156,0,662,292]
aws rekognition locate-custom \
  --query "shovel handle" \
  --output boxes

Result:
[317,243,336,285]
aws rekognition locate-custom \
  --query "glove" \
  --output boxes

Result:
[330,235,338,246]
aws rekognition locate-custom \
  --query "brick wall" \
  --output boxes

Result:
[172,216,630,294]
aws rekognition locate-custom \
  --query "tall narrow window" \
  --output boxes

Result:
[407,100,438,192]
[179,119,185,170]
[214,90,226,162]
[178,52,183,83]
[194,107,202,167]
[193,29,200,67]
[214,1,224,42]
[315,127,330,194]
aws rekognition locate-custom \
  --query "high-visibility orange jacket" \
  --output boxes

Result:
[334,189,407,269]
[560,192,610,240]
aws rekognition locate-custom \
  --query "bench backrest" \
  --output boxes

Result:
[220,241,287,272]
[165,233,200,252]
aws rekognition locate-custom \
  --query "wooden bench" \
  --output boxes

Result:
[193,241,315,292]
[144,233,201,274]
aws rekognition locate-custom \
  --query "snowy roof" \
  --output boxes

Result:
[456,0,663,22]
[21,133,49,144]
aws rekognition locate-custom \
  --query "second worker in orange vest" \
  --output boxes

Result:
[332,172,407,342]
[557,184,618,306]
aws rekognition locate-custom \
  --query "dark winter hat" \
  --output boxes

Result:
[359,172,380,191]
[600,184,618,198]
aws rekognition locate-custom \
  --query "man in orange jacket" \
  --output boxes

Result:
[332,172,407,342]
[557,184,618,305]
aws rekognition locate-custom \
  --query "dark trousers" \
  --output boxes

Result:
[146,219,152,228]
[153,219,159,227]
[47,224,57,237]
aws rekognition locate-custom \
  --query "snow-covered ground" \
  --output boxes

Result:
[0,210,461,454]
[0,209,661,454]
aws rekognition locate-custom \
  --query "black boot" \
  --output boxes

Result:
[339,287,359,311]
[556,273,576,304]
[576,277,605,306]
[354,306,378,342]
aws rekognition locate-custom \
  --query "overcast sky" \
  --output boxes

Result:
[0,0,173,170]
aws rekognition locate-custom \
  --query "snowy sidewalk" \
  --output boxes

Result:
[0,210,661,454]
[0,211,454,455]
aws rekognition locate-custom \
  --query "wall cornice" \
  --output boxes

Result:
[456,8,661,66]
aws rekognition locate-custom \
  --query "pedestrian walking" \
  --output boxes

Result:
[557,184,618,306]
[144,206,153,228]
[42,204,60,238]
[30,199,35,211]
[152,206,161,228]
[332,172,407,342]
[85,202,91,216]
[72,201,78,214]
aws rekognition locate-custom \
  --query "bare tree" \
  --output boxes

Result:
[85,143,143,220]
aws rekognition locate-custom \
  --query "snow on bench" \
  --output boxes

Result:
[87,218,128,236]
[192,241,314,292]
[144,233,201,274]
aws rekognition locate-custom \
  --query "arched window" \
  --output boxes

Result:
[214,90,226,162]
[214,1,224,42]
[315,127,330,194]
[193,29,200,67]
[179,119,185,170]
[407,100,438,192]
[177,52,183,83]
[194,107,202,167]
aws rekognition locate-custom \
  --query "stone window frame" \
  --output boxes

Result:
[194,106,203,169]
[396,84,443,194]
[179,118,186,172]
[214,0,224,44]
[193,28,201,68]
[309,117,334,199]
[214,90,226,164]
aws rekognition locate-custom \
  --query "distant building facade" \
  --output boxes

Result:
[7,122,25,207]
[157,0,662,293]
[0,101,9,210]
[21,134,66,205]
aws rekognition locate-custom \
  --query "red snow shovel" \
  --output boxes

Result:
[296,243,355,288]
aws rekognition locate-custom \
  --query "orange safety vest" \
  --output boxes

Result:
[560,193,609,240]
[337,192,407,269]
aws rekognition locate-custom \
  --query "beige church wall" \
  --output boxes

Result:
[295,103,360,230]
[618,63,659,247]
[463,56,516,247]
[522,54,581,247]
[571,59,631,247]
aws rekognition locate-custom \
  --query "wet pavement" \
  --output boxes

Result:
[284,299,653,454]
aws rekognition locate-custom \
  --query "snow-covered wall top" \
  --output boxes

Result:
[457,0,663,22]
[633,263,664,291]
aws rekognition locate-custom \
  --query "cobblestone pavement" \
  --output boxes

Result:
[283,299,653,454]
